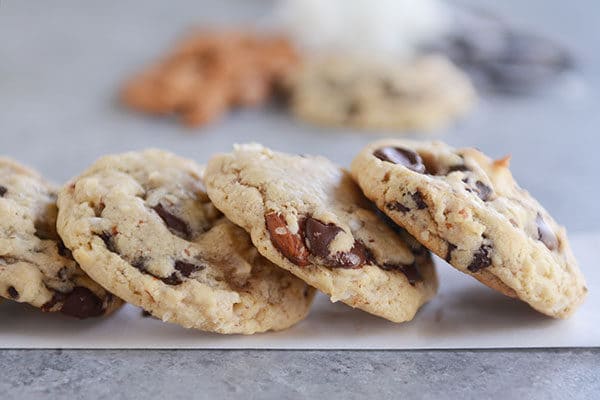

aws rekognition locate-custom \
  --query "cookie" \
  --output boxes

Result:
[285,55,476,131]
[122,30,300,127]
[56,150,315,334]
[351,139,587,318]
[204,144,438,323]
[0,158,122,318]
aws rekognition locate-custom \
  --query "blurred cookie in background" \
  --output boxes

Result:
[283,55,476,132]
[121,30,300,127]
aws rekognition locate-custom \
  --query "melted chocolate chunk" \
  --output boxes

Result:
[446,243,457,262]
[60,287,104,319]
[536,213,558,251]
[304,218,343,259]
[467,244,493,272]
[174,260,204,277]
[304,218,367,268]
[98,232,118,254]
[386,201,410,213]
[7,286,19,299]
[382,263,423,286]
[412,191,427,210]
[265,213,309,266]
[332,241,368,269]
[0,185,7,197]
[373,147,426,174]
[474,181,493,202]
[131,258,147,271]
[153,203,191,239]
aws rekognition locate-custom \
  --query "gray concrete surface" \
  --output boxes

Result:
[1,349,599,400]
[1,0,599,398]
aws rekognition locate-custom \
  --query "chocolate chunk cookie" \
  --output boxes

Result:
[204,144,438,323]
[285,55,476,131]
[351,139,587,318]
[57,150,315,334]
[0,158,122,318]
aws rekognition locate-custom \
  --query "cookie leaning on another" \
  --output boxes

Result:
[0,158,122,318]
[56,150,315,334]
[205,144,438,323]
[351,139,587,318]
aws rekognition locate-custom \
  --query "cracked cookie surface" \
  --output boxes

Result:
[57,150,315,334]
[285,55,475,131]
[351,139,587,318]
[205,144,438,323]
[0,158,122,318]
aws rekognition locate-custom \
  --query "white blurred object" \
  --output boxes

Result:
[274,0,450,59]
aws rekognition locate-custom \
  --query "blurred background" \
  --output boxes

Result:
[1,0,598,232]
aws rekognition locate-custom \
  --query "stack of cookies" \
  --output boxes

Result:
[0,140,588,335]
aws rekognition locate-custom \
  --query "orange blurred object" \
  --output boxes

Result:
[121,30,300,128]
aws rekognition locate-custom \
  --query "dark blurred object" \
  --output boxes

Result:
[429,4,574,95]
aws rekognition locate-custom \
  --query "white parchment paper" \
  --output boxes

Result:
[1,232,597,349]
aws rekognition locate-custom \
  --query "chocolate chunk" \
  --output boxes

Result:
[265,213,309,266]
[386,201,410,213]
[60,287,104,319]
[467,244,493,272]
[305,217,367,268]
[98,232,118,254]
[132,258,188,286]
[474,181,493,202]
[7,286,18,299]
[412,191,427,210]
[382,263,423,286]
[332,241,368,269]
[0,185,6,197]
[153,203,191,239]
[447,164,470,173]
[174,260,204,277]
[160,273,183,286]
[446,243,457,262]
[34,219,58,241]
[536,213,558,251]
[373,147,426,174]
[57,240,73,258]
[304,218,343,259]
